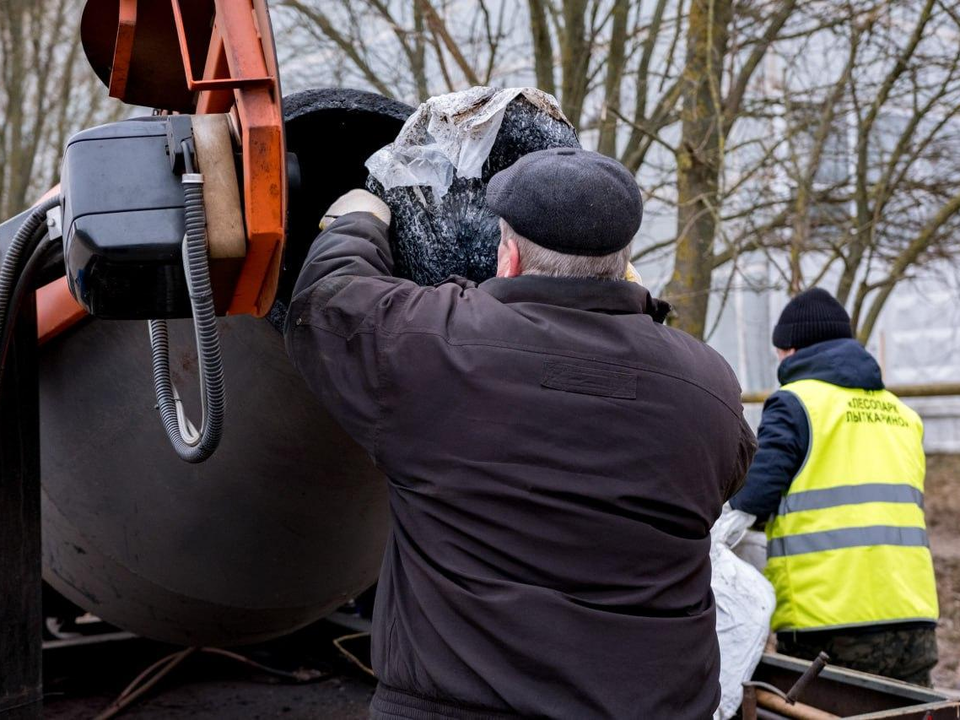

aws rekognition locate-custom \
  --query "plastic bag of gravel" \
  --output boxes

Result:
[365,87,579,286]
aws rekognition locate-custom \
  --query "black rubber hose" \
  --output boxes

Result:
[0,233,57,376]
[0,196,59,327]
[147,175,225,463]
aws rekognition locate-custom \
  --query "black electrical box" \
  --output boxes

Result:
[61,120,192,319]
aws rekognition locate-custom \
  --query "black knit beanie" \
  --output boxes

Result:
[772,288,853,350]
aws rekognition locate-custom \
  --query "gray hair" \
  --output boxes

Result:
[500,220,631,281]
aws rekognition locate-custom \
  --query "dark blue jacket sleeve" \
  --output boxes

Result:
[729,390,809,518]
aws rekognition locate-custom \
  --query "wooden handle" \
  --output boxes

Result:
[756,689,839,720]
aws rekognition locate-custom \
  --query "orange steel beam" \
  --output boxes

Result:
[195,22,234,115]
[108,0,137,98]
[168,0,284,316]
[170,0,273,91]
[38,279,86,345]
[208,0,284,317]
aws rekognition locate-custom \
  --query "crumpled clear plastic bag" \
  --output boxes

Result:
[366,87,569,199]
[365,87,579,286]
[710,515,776,720]
[711,502,757,548]
[733,529,769,574]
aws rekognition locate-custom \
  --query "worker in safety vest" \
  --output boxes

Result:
[727,288,939,685]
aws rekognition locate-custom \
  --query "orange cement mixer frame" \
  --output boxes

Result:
[39,0,286,342]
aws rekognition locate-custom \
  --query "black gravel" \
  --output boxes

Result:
[368,97,580,286]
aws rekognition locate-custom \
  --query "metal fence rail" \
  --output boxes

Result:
[743,383,960,405]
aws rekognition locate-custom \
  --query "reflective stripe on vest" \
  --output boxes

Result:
[764,378,938,632]
[777,483,924,516]
[768,525,929,558]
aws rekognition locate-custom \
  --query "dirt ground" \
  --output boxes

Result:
[924,454,960,688]
[43,621,374,719]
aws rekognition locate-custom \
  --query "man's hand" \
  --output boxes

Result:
[320,189,391,231]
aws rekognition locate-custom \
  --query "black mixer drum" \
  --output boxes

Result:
[37,86,575,647]
[39,89,412,646]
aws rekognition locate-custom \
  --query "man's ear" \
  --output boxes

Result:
[497,238,522,278]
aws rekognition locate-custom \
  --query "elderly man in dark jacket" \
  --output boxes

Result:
[286,148,757,719]
[729,288,938,685]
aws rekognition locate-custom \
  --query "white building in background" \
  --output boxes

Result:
[630,246,960,452]
[693,258,960,452]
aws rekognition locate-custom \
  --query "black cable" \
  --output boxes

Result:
[181,140,196,174]
[0,233,57,377]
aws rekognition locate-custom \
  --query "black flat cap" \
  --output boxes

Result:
[486,148,643,256]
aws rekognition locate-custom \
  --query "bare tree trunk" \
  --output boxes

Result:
[412,3,429,100]
[597,0,629,157]
[559,0,590,126]
[666,0,732,338]
[528,0,556,97]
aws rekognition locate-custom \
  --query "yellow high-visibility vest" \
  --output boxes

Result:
[765,378,938,632]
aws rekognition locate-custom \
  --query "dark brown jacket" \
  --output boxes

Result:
[285,213,757,720]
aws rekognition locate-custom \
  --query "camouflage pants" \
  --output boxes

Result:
[776,626,939,687]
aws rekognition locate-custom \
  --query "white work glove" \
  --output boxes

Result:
[710,502,757,549]
[320,189,391,231]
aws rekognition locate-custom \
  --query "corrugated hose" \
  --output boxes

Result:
[147,166,225,463]
[0,195,60,373]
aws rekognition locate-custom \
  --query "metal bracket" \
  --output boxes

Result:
[170,0,274,91]
[165,115,196,173]
[45,206,63,243]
